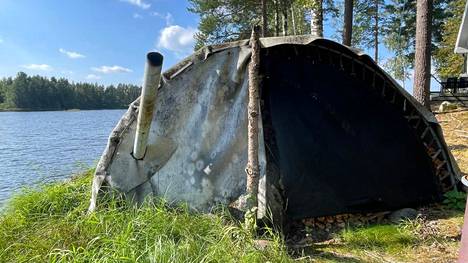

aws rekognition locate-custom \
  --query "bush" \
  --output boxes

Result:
[443,190,467,211]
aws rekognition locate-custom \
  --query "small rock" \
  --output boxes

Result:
[439,101,457,112]
[389,208,420,223]
[254,239,271,251]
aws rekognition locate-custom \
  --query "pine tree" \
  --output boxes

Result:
[343,0,354,46]
[382,0,451,83]
[353,0,384,63]
[188,0,260,49]
[413,0,433,108]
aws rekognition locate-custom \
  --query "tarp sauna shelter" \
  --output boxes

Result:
[89,35,461,222]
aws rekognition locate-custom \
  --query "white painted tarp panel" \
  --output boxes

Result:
[90,45,267,212]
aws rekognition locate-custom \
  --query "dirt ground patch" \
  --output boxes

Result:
[436,109,468,177]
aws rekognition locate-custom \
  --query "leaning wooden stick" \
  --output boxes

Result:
[246,25,261,209]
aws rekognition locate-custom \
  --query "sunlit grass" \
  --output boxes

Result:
[0,169,291,262]
[341,224,416,253]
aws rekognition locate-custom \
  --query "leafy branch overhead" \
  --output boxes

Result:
[188,0,464,83]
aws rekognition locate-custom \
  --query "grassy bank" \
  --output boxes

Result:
[0,170,290,262]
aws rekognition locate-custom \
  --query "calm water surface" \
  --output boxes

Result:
[0,110,125,205]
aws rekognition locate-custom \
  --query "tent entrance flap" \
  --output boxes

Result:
[260,45,441,220]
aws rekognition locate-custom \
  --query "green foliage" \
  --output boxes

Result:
[0,72,140,111]
[443,190,467,211]
[187,0,458,83]
[382,0,451,81]
[188,0,260,49]
[188,0,338,48]
[351,0,384,63]
[243,206,258,235]
[341,224,417,253]
[434,0,465,79]
[0,170,291,262]
[383,53,413,83]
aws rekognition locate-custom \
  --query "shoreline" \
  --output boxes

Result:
[0,108,128,113]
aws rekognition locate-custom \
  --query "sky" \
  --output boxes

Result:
[0,0,199,86]
[0,0,445,93]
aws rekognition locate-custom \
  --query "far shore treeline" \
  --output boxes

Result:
[0,72,141,111]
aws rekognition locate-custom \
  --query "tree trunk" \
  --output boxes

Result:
[311,0,323,37]
[413,0,432,109]
[261,0,268,37]
[343,0,354,46]
[275,0,280,36]
[374,0,379,63]
[282,0,288,36]
[291,5,297,35]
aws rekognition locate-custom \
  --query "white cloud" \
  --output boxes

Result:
[86,74,101,80]
[59,48,85,59]
[91,65,132,74]
[157,25,197,55]
[133,13,143,19]
[152,12,174,25]
[21,64,53,71]
[61,70,74,75]
[120,0,150,9]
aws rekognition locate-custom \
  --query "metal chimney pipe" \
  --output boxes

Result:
[133,52,163,160]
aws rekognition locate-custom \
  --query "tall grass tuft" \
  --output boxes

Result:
[0,170,291,262]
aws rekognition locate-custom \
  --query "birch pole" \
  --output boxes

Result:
[246,26,261,209]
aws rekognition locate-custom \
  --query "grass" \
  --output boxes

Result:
[297,212,464,262]
[0,170,291,263]
[0,174,463,263]
[341,224,416,253]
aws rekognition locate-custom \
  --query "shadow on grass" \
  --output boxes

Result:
[290,243,368,263]
[284,205,464,262]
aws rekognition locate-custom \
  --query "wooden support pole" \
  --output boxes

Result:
[246,26,261,209]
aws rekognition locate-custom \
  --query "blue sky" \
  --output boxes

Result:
[0,0,443,93]
[0,0,199,86]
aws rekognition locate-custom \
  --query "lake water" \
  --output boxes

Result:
[0,109,125,206]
